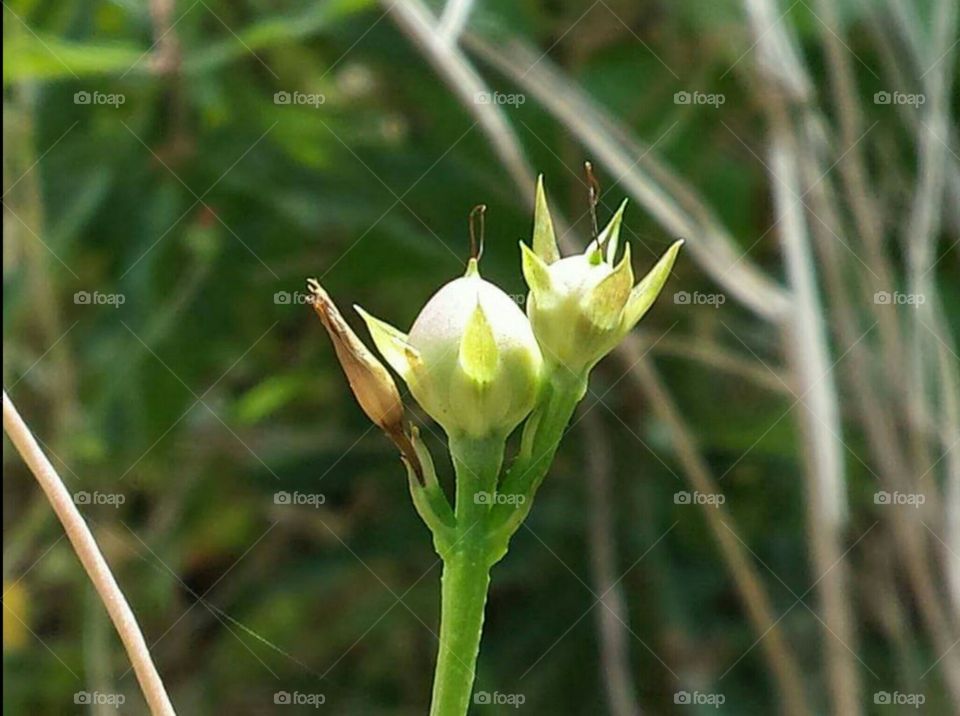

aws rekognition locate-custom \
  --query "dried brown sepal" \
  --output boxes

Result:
[306,278,423,483]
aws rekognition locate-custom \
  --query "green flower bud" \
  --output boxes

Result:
[357,259,543,439]
[522,176,683,376]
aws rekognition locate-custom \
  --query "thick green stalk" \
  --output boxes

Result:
[429,434,504,716]
[430,549,492,716]
[428,373,588,715]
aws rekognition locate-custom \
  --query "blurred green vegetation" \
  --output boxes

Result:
[3,0,958,714]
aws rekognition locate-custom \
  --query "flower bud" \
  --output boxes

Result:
[357,260,543,439]
[522,176,682,375]
[307,279,421,479]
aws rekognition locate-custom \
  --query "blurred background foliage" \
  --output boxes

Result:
[3,0,959,714]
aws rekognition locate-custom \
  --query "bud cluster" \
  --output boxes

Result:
[309,176,680,443]
[307,173,681,532]
[306,172,682,716]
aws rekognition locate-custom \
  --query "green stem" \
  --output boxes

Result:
[428,433,504,716]
[450,434,504,524]
[492,367,588,534]
[427,372,587,715]
[430,549,492,716]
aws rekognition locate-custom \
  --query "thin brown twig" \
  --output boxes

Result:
[618,338,811,716]
[2,391,176,716]
[797,115,960,710]
[583,412,642,716]
[769,122,861,716]
[803,0,910,428]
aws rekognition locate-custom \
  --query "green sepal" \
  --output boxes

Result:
[458,302,499,384]
[520,241,552,296]
[599,198,628,263]
[404,426,456,546]
[586,243,633,330]
[355,305,421,381]
[533,175,560,264]
[622,239,683,330]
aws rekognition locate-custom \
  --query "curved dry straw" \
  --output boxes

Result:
[3,391,176,716]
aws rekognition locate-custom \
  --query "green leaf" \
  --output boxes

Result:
[234,374,310,425]
[3,32,143,83]
[184,0,374,74]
